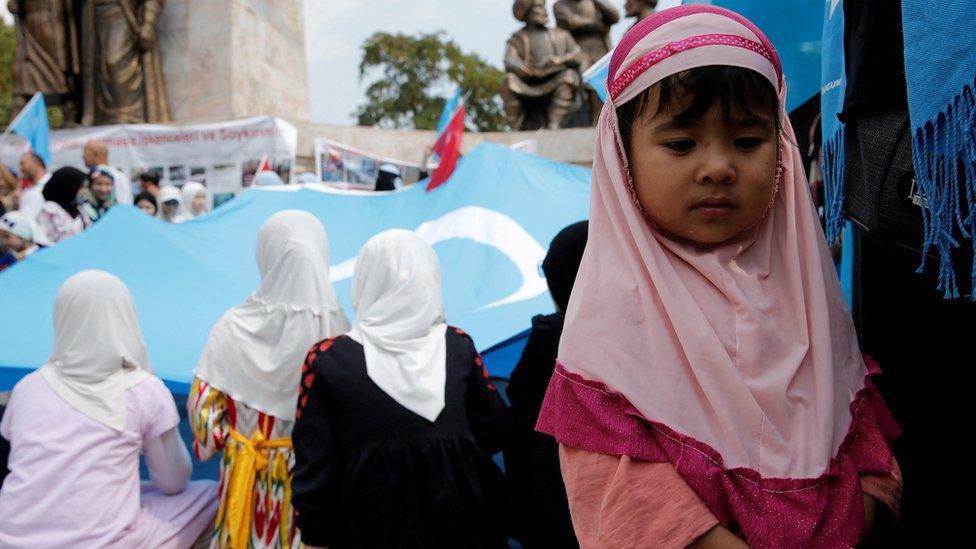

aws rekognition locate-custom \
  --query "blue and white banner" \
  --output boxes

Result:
[0,144,590,391]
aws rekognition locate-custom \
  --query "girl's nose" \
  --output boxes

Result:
[696,151,736,186]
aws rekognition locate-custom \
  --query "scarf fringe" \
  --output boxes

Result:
[909,76,976,299]
[823,126,846,244]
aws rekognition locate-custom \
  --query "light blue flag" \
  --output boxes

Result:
[6,92,52,165]
[683,1,824,112]
[0,143,590,392]
[582,2,824,112]
[583,51,612,103]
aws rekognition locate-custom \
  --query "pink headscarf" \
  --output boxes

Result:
[538,5,898,546]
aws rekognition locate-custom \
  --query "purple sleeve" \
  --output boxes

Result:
[134,376,180,441]
[144,427,191,494]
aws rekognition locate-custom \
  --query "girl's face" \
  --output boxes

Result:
[136,198,157,216]
[626,85,778,246]
[192,192,208,214]
[90,175,113,202]
[162,201,180,216]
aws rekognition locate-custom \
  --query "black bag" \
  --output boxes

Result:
[843,109,926,254]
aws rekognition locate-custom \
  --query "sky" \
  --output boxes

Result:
[2,0,681,125]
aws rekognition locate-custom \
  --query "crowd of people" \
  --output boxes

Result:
[0,140,213,274]
[0,6,907,549]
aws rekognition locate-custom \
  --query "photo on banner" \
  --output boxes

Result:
[314,138,426,190]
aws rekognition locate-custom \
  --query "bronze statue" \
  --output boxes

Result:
[8,0,81,124]
[502,0,584,130]
[625,0,658,27]
[553,0,620,69]
[79,0,171,125]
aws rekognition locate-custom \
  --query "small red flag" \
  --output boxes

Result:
[426,105,465,191]
[255,155,273,173]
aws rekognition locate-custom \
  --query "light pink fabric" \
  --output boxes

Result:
[559,446,718,549]
[552,4,867,480]
[0,372,218,548]
[34,200,87,245]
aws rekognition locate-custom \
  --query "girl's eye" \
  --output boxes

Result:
[664,140,695,153]
[734,137,765,151]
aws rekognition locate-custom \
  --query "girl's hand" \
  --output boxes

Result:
[863,494,879,540]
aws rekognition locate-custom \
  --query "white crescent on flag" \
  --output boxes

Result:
[329,206,549,309]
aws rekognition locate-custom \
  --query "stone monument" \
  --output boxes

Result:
[158,0,310,124]
[8,0,81,124]
[553,0,619,126]
[553,0,620,69]
[501,0,583,131]
[79,0,170,125]
[625,0,658,28]
[7,0,310,126]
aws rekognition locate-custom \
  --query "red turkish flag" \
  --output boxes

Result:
[426,105,465,191]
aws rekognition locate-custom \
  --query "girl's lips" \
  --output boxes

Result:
[694,205,737,218]
[691,198,737,217]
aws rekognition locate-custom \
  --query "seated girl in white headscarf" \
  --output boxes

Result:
[0,270,218,547]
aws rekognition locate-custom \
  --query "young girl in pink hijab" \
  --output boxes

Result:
[536,6,901,548]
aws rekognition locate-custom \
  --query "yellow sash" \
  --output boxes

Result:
[222,427,292,549]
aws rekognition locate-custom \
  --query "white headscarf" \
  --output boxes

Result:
[39,270,152,432]
[195,210,350,419]
[348,230,448,422]
[180,182,211,218]
[158,185,188,223]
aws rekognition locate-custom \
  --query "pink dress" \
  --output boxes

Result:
[0,372,218,548]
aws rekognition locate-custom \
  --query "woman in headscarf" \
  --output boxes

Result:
[374,164,402,191]
[81,165,117,223]
[188,210,350,549]
[0,270,218,547]
[181,182,212,219]
[35,166,91,245]
[158,185,188,224]
[292,229,509,549]
[134,192,159,217]
[504,220,587,548]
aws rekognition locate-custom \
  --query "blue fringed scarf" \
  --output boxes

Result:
[823,0,976,298]
[901,0,976,298]
[820,0,846,245]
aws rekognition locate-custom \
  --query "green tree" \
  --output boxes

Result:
[355,31,507,132]
[0,19,16,128]
[0,19,64,130]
